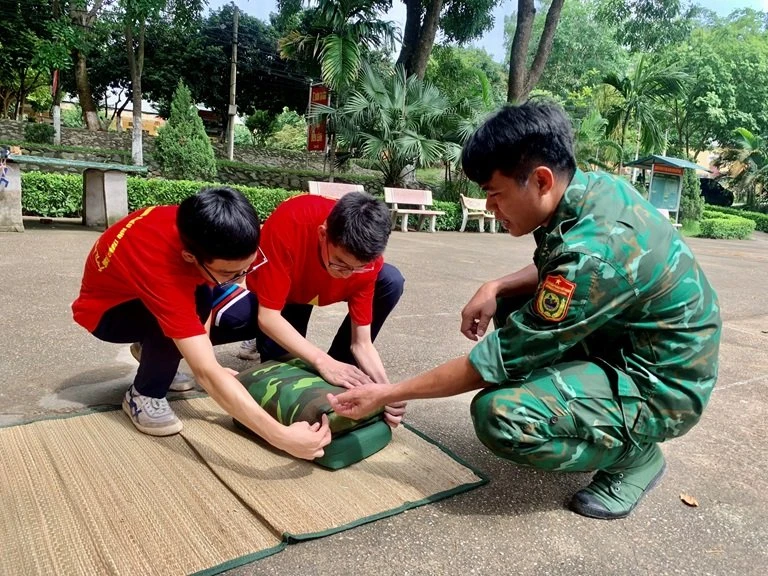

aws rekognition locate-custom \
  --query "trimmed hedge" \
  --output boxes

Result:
[20,172,298,220]
[699,211,755,239]
[706,205,768,233]
[19,172,472,231]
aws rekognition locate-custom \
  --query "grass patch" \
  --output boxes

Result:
[680,220,701,237]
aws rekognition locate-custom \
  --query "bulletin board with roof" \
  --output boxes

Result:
[626,155,711,224]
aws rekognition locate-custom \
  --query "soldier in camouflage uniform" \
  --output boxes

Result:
[328,101,721,519]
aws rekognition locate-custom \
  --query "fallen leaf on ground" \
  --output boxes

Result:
[680,493,699,507]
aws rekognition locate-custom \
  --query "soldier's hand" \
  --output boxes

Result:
[383,400,407,428]
[460,283,498,341]
[315,356,374,389]
[327,384,390,421]
[277,414,332,460]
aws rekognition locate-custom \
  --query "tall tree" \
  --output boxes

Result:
[506,0,565,103]
[122,0,202,164]
[398,0,501,79]
[596,0,696,52]
[69,0,110,130]
[425,45,506,106]
[504,0,629,101]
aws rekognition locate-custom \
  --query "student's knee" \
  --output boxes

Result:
[376,263,405,303]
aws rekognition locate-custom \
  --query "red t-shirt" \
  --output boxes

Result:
[247,194,383,326]
[71,206,208,339]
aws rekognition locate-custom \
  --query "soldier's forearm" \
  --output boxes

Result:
[385,356,487,403]
[488,263,539,298]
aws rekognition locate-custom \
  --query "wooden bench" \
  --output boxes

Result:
[307,181,364,199]
[0,153,148,233]
[460,194,496,233]
[384,187,445,233]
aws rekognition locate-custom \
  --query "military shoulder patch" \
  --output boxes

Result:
[534,275,576,322]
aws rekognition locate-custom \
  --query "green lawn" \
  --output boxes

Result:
[680,221,701,237]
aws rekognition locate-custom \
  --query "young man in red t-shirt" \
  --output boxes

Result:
[72,187,331,459]
[209,192,407,427]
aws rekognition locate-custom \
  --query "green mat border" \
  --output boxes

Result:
[1,400,489,576]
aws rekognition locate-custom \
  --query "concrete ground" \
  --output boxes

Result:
[1,219,767,576]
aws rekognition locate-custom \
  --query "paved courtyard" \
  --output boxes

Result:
[1,220,767,575]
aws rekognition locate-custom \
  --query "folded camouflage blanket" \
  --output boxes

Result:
[236,359,391,469]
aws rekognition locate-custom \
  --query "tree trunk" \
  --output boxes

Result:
[14,69,26,120]
[126,21,145,166]
[411,0,443,80]
[75,50,102,131]
[328,133,336,183]
[396,0,423,74]
[523,0,564,96]
[507,0,535,103]
[507,0,564,103]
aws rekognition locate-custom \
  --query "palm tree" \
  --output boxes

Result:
[718,128,768,208]
[602,56,688,173]
[313,64,458,187]
[279,1,397,180]
[573,108,624,172]
[279,0,397,93]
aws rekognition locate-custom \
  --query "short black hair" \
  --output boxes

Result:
[462,100,577,185]
[177,187,260,263]
[326,192,391,262]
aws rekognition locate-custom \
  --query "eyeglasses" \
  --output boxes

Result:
[200,247,268,287]
[323,239,375,274]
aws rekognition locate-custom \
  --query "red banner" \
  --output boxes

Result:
[307,84,330,152]
[652,163,684,176]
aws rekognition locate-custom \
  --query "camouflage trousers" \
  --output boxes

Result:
[470,296,656,472]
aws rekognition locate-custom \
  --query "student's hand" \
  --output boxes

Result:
[327,384,390,421]
[315,355,374,389]
[275,414,332,460]
[460,283,498,341]
[383,400,407,428]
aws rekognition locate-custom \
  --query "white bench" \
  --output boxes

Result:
[460,194,496,233]
[307,181,364,199]
[656,208,682,229]
[384,187,445,233]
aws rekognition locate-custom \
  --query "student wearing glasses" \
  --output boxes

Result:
[71,187,331,460]
[209,191,407,428]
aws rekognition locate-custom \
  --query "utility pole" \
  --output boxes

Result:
[226,6,239,161]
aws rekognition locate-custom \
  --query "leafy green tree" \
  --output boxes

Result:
[595,0,697,52]
[268,107,308,150]
[154,81,217,180]
[245,110,278,147]
[425,45,506,106]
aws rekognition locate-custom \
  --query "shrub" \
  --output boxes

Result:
[24,123,55,145]
[680,169,704,223]
[699,212,755,239]
[20,172,82,216]
[20,172,298,220]
[706,206,768,233]
[154,81,217,181]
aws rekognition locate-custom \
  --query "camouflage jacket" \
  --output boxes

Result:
[468,169,722,438]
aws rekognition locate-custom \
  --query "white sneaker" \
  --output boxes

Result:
[129,342,195,392]
[237,339,261,361]
[122,385,183,436]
